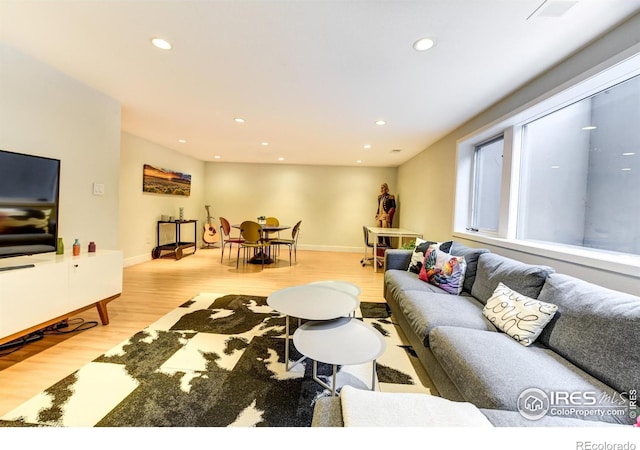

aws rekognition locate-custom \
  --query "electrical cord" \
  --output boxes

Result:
[40,318,98,335]
[0,335,33,356]
[0,318,98,357]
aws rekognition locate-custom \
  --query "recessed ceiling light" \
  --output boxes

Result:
[375,120,386,126]
[413,37,436,52]
[356,160,362,164]
[178,139,187,143]
[234,118,245,123]
[151,38,172,50]
[622,152,636,156]
[582,126,597,130]
[278,157,285,161]
[214,155,221,159]
[261,142,269,146]
[363,144,371,149]
[551,165,560,169]
[621,168,632,171]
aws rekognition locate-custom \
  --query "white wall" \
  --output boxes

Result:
[0,43,121,253]
[119,132,205,265]
[204,162,397,251]
[118,147,397,265]
[396,13,640,295]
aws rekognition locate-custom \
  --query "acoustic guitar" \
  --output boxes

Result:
[203,205,218,245]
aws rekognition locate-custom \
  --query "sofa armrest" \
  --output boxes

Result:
[385,249,412,271]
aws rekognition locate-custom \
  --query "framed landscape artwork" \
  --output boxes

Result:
[142,164,191,196]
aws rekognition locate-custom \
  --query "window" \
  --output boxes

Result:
[454,51,640,275]
[518,75,640,255]
[472,136,504,232]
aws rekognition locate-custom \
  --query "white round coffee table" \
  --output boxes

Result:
[306,280,361,298]
[267,284,360,370]
[293,317,386,396]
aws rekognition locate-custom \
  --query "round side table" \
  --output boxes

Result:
[267,284,360,370]
[293,317,386,396]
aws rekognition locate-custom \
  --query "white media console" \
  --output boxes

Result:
[0,250,123,345]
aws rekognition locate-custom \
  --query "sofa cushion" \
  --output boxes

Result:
[395,290,497,347]
[537,273,640,395]
[418,246,467,295]
[385,269,446,296]
[429,326,631,425]
[448,243,490,294]
[407,238,453,274]
[339,385,493,427]
[482,282,558,346]
[384,249,413,272]
[471,253,554,304]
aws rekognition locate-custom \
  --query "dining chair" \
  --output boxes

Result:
[219,217,245,263]
[271,220,301,265]
[237,220,271,270]
[265,216,281,239]
[264,216,280,254]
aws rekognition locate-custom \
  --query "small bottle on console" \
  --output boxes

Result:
[56,237,64,255]
[88,241,96,253]
[73,239,80,256]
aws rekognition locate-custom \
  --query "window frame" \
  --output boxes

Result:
[453,50,640,278]
[470,134,504,233]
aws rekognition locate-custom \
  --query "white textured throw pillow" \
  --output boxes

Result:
[482,282,558,346]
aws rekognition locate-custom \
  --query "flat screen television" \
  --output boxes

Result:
[0,149,61,258]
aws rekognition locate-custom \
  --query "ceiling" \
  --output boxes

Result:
[1,1,639,167]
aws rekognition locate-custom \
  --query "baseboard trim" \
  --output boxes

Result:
[124,244,365,267]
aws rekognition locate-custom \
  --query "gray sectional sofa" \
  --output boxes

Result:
[313,241,639,427]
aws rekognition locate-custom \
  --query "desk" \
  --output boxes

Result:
[367,227,423,272]
[233,223,291,264]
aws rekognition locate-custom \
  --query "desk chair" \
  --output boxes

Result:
[361,225,387,268]
[237,220,271,270]
[219,217,245,263]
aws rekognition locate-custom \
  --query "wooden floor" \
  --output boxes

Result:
[0,247,390,416]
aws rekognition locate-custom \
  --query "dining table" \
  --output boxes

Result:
[233,223,291,264]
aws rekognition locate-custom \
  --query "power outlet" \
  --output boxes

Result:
[93,183,105,196]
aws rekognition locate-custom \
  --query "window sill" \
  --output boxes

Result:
[452,230,640,278]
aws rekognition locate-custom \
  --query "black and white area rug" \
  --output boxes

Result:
[0,293,429,427]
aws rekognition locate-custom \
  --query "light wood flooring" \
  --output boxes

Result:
[0,246,409,416]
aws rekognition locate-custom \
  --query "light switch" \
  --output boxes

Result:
[93,183,105,196]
